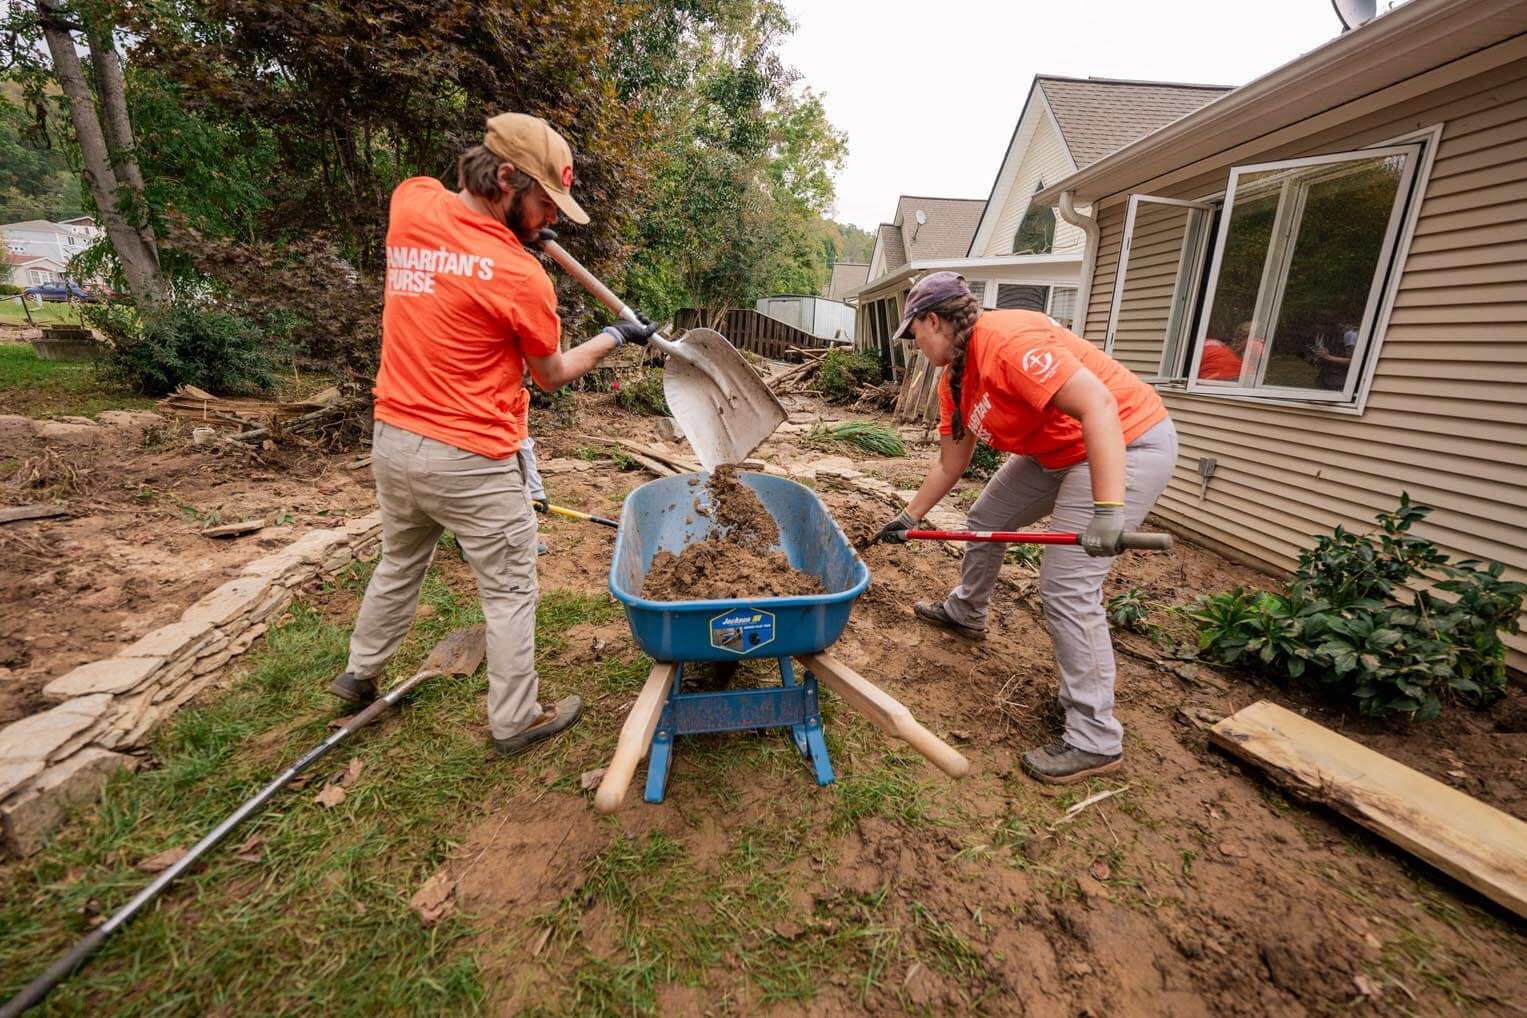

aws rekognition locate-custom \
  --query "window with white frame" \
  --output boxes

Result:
[1107,141,1426,404]
[1012,179,1055,255]
[1047,286,1078,330]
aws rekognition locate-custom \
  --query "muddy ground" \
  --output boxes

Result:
[0,416,376,724]
[4,385,1525,1014]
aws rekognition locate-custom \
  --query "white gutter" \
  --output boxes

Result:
[1056,191,1098,337]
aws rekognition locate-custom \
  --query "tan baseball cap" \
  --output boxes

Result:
[482,112,590,225]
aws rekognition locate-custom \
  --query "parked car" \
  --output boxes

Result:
[23,280,98,303]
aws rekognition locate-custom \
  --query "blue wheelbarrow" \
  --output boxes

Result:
[595,471,970,812]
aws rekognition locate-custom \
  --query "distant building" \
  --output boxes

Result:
[0,218,100,264]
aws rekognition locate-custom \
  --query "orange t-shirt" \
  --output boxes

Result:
[373,177,560,459]
[937,310,1168,469]
[1196,338,1244,381]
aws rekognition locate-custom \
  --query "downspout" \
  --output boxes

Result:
[1057,190,1099,339]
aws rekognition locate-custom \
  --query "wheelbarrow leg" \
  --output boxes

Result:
[780,658,810,760]
[800,667,835,787]
[643,664,684,804]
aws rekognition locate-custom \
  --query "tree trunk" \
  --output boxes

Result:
[36,0,165,305]
[84,16,160,266]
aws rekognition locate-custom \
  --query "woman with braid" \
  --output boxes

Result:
[871,272,1177,784]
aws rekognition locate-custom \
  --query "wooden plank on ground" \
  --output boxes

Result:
[1210,700,1527,919]
[0,505,68,525]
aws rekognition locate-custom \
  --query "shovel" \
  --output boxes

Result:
[537,235,786,472]
[0,626,487,1018]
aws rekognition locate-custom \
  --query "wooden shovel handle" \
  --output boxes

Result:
[799,652,970,778]
[594,662,677,814]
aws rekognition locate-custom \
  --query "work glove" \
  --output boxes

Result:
[532,497,549,514]
[874,509,920,545]
[1080,502,1125,557]
[530,228,558,250]
[602,316,659,346]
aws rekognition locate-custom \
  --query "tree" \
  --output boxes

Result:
[21,0,166,303]
[622,0,845,325]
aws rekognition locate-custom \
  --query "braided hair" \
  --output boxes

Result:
[922,294,983,439]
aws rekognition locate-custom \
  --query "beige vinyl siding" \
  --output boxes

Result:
[984,115,1086,256]
[1082,54,1527,666]
[1107,201,1201,374]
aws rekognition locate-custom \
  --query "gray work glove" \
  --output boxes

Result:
[874,509,920,545]
[1080,503,1125,557]
[603,317,658,346]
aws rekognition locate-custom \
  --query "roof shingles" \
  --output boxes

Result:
[1037,77,1232,169]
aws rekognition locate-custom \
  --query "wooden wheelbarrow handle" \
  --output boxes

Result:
[594,662,677,813]
[799,652,970,778]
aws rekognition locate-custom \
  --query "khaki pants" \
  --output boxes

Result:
[943,419,1178,756]
[346,421,542,739]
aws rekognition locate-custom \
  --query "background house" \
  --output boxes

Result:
[2,252,66,286]
[1030,0,1527,666]
[823,260,868,302]
[0,219,95,264]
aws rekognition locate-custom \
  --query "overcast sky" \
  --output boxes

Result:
[780,0,1380,231]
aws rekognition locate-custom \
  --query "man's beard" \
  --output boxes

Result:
[505,188,537,244]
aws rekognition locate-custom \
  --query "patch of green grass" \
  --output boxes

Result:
[0,298,86,327]
[613,367,669,417]
[830,748,936,833]
[0,564,629,1015]
[0,341,153,418]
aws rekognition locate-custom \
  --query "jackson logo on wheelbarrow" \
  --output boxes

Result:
[709,608,775,654]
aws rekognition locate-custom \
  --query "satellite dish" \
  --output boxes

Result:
[1331,0,1376,31]
[914,209,928,225]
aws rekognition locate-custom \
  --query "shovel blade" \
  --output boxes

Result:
[419,624,487,678]
[662,328,786,471]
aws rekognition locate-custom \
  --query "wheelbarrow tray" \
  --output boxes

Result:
[609,472,870,663]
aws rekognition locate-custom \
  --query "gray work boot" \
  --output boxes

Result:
[1022,739,1122,785]
[493,696,584,758]
[328,671,377,706]
[913,600,987,642]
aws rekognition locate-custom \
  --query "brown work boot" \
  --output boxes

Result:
[1021,739,1122,785]
[492,696,584,758]
[913,600,986,642]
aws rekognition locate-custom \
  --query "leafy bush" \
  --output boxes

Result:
[965,442,1004,478]
[90,301,280,396]
[1107,588,1151,633]
[614,367,669,416]
[1190,495,1524,720]
[804,420,906,458]
[810,350,881,403]
[0,283,23,296]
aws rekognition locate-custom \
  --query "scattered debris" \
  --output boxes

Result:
[313,784,347,808]
[409,871,457,927]
[0,505,69,526]
[579,768,606,793]
[200,519,265,539]
[136,846,188,873]
[1050,784,1133,830]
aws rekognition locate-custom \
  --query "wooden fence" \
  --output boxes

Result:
[673,308,842,362]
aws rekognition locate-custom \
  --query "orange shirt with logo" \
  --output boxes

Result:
[937,310,1168,469]
[373,177,560,459]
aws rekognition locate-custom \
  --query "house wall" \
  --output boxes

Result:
[0,226,86,264]
[982,115,1087,257]
[1081,54,1527,664]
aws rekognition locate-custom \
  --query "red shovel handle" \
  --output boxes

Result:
[904,529,1173,551]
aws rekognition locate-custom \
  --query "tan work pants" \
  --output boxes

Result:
[346,420,542,739]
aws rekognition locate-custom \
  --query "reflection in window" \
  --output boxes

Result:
[1194,150,1415,398]
[1013,180,1055,255]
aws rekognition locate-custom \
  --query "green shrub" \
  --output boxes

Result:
[0,283,23,296]
[1190,494,1524,720]
[90,301,280,396]
[614,366,669,416]
[810,349,880,403]
[965,442,1004,478]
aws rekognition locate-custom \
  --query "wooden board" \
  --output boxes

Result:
[0,504,68,525]
[1210,700,1527,918]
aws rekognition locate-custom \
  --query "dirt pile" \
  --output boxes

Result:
[642,466,823,601]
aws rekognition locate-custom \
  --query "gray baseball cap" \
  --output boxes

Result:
[892,271,973,340]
